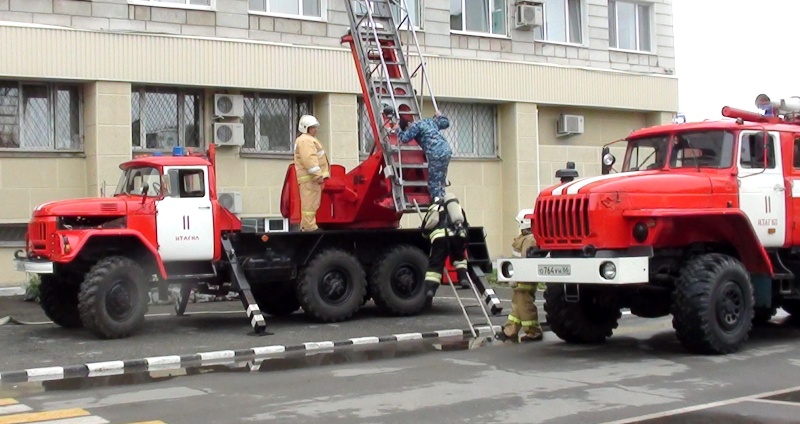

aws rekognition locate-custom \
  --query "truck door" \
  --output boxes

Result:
[156,166,215,261]
[737,130,786,248]
[789,135,800,245]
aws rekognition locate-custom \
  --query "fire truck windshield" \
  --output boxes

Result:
[667,130,735,169]
[113,167,164,197]
[621,135,669,172]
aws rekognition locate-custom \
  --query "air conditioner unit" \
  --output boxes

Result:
[213,123,245,146]
[557,114,585,136]
[515,3,543,30]
[214,94,244,117]
[264,216,289,233]
[219,191,243,214]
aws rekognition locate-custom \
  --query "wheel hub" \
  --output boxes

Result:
[716,281,743,331]
[106,280,135,321]
[391,265,420,298]
[320,270,350,305]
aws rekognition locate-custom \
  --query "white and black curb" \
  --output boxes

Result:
[0,325,502,384]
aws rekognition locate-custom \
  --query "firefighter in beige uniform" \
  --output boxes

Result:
[497,209,544,343]
[294,115,330,231]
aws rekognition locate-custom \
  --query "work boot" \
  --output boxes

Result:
[495,330,519,344]
[520,328,543,342]
[425,280,440,298]
[457,269,470,290]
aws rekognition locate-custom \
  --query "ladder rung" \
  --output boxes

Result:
[395,163,428,169]
[401,180,428,187]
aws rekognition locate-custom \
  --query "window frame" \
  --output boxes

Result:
[128,0,216,11]
[450,0,509,38]
[392,0,423,30]
[739,130,778,170]
[247,0,327,22]
[534,0,584,46]
[131,86,204,153]
[0,80,84,153]
[439,101,499,159]
[608,0,653,53]
[240,91,313,156]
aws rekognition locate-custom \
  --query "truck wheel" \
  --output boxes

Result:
[39,274,83,329]
[78,256,150,339]
[369,245,429,316]
[671,253,754,355]
[297,249,367,323]
[251,284,301,317]
[543,284,622,344]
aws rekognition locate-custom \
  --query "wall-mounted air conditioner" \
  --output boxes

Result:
[213,123,245,146]
[557,114,585,136]
[515,2,544,30]
[214,94,244,117]
[219,191,243,214]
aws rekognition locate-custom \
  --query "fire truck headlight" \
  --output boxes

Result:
[602,153,616,167]
[501,261,514,279]
[600,261,616,280]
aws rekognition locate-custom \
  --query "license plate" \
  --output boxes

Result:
[538,265,571,276]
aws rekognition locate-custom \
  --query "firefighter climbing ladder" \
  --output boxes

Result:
[344,0,438,212]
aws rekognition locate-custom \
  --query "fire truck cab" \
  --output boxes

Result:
[498,94,800,355]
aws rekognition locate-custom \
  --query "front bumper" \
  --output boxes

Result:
[496,255,649,285]
[13,250,54,274]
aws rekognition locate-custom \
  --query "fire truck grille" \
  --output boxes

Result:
[30,222,47,243]
[535,196,591,243]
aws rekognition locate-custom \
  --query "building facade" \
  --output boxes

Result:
[0,0,678,286]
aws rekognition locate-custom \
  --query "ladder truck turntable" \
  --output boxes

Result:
[498,94,800,355]
[12,0,501,340]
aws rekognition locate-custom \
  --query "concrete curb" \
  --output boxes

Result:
[0,287,25,297]
[0,325,502,384]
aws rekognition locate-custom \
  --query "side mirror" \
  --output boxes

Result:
[601,147,615,175]
[140,182,149,204]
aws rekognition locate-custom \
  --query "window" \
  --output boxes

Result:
[740,131,776,169]
[241,92,312,154]
[249,0,323,18]
[793,137,800,169]
[129,0,213,9]
[357,97,382,156]
[392,0,421,28]
[439,102,498,158]
[534,0,582,44]
[0,223,27,248]
[450,0,507,36]
[608,0,651,52]
[621,135,668,171]
[165,169,205,198]
[669,131,735,169]
[114,167,164,197]
[0,81,82,152]
[131,87,203,151]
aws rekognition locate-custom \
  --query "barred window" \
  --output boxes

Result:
[439,102,498,158]
[0,80,82,152]
[0,223,26,248]
[357,97,377,156]
[131,87,203,151]
[242,92,312,154]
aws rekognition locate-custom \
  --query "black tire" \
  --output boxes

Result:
[78,256,150,339]
[781,299,800,316]
[297,249,367,323]
[252,284,301,317]
[368,245,429,316]
[543,284,621,344]
[671,253,754,355]
[39,274,83,329]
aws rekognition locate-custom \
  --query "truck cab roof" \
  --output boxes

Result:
[121,155,212,169]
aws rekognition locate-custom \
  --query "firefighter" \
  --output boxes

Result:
[294,115,330,231]
[421,193,471,300]
[387,107,452,200]
[496,209,544,343]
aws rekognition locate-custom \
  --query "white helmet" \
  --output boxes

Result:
[516,208,533,231]
[298,115,320,134]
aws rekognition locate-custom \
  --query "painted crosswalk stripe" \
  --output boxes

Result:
[0,405,32,415]
[0,400,17,407]
[0,407,90,424]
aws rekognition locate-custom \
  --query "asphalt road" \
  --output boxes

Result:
[1,315,800,424]
[0,287,525,373]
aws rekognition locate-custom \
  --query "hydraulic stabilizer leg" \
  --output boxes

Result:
[221,236,272,336]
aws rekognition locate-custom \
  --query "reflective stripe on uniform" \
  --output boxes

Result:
[317,150,326,157]
[322,171,330,178]
[521,320,539,327]
[302,211,317,216]
[429,228,446,241]
[507,315,521,324]
[452,260,467,269]
[515,283,536,290]
[308,166,321,174]
[425,271,442,282]
[297,174,315,183]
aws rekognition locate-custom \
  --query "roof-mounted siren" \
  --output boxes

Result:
[755,94,800,116]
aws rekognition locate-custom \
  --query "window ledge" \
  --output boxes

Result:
[452,156,500,161]
[0,150,85,159]
[609,48,657,56]
[128,0,215,11]
[239,152,294,160]
[450,30,510,40]
[0,241,25,248]
[534,39,587,48]
[248,11,327,23]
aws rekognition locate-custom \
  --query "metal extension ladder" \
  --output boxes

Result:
[344,0,439,212]
[221,236,271,336]
[444,268,499,339]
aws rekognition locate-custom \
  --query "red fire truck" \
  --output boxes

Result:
[498,95,800,355]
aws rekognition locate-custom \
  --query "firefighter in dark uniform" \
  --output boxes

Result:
[421,193,471,301]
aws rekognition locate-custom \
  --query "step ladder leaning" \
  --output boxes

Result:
[444,269,500,340]
[344,0,439,212]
